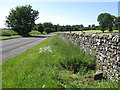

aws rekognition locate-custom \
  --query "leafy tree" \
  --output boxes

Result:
[118,16,120,34]
[33,24,37,30]
[42,22,54,33]
[38,24,44,34]
[5,5,39,36]
[53,25,57,32]
[107,14,114,32]
[97,13,112,33]
[45,28,51,34]
[62,25,65,31]
[75,25,79,30]
[88,25,91,30]
[91,24,96,30]
[95,26,100,30]
[111,15,117,30]
[80,24,84,31]
[66,25,69,31]
[113,16,120,30]
[42,22,53,29]
[56,24,61,31]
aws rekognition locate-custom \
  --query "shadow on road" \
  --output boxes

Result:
[30,35,51,38]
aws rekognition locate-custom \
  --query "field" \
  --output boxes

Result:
[2,34,118,88]
[0,30,45,40]
[66,30,119,35]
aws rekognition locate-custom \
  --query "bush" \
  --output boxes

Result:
[45,28,51,34]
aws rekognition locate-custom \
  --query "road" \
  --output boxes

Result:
[1,34,55,63]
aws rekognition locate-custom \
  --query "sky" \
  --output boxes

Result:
[0,0,119,28]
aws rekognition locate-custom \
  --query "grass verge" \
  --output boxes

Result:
[2,34,118,88]
[0,35,22,40]
[0,30,46,40]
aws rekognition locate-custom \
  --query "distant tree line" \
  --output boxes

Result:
[33,23,100,33]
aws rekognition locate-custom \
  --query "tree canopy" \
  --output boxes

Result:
[97,13,118,33]
[38,24,44,34]
[5,5,39,36]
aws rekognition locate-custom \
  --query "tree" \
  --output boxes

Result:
[45,28,51,34]
[42,22,53,29]
[53,25,57,32]
[56,24,61,31]
[38,24,44,34]
[5,5,39,36]
[97,13,112,33]
[42,22,54,33]
[80,24,84,31]
[107,14,114,32]
[117,16,120,35]
[113,16,120,30]
[91,24,96,30]
[33,24,37,30]
[111,15,117,30]
[66,25,69,31]
[88,25,91,30]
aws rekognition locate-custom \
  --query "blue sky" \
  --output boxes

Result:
[0,0,119,28]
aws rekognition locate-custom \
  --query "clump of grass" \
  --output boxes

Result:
[1,30,18,36]
[2,34,118,88]
[29,30,41,35]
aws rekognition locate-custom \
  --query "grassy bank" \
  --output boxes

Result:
[2,34,118,88]
[66,30,119,35]
[0,30,44,40]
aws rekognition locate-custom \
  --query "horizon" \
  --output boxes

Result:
[0,1,118,28]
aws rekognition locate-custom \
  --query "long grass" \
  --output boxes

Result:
[0,30,44,40]
[2,34,118,88]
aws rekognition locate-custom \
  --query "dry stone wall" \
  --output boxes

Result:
[60,32,120,82]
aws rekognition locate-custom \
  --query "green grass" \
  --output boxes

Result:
[29,30,41,35]
[66,30,119,35]
[0,30,18,36]
[0,30,44,40]
[2,34,118,88]
[0,35,22,40]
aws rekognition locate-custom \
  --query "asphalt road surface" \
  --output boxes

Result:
[1,33,55,63]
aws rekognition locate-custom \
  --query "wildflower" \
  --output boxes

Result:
[42,85,45,88]
[39,48,43,53]
[39,46,53,53]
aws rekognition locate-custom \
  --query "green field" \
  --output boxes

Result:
[2,34,118,88]
[0,30,44,40]
[66,30,119,35]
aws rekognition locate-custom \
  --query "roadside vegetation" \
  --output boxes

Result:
[0,29,46,40]
[2,34,118,88]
